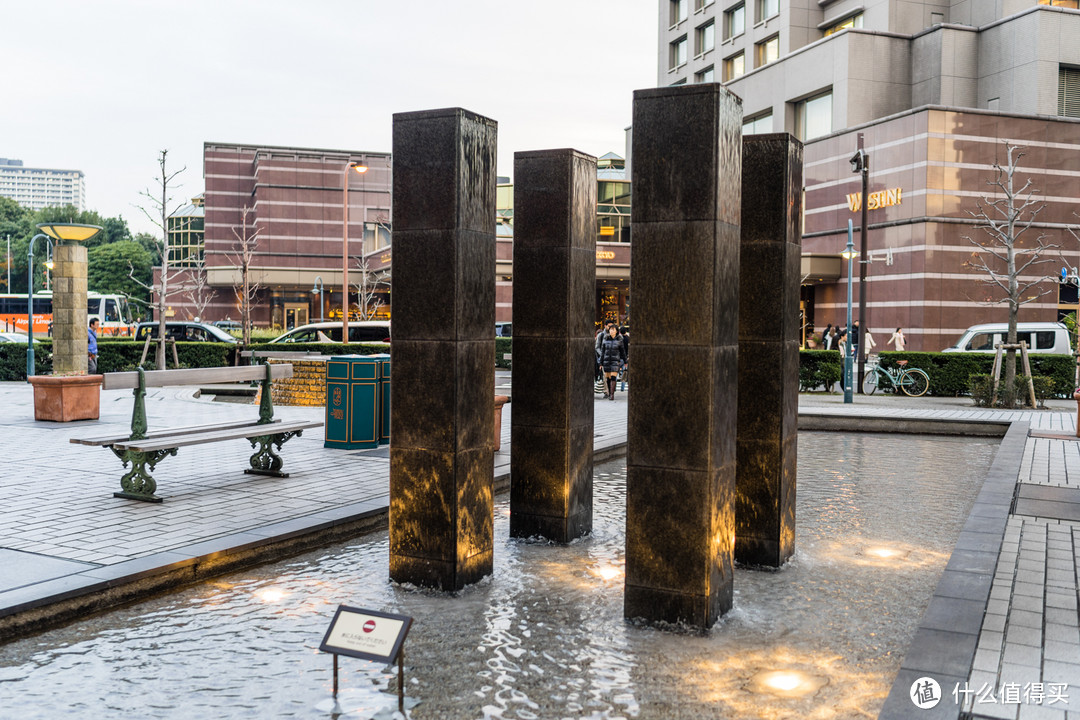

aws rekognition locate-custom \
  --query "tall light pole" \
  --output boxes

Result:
[850,134,870,391]
[343,160,369,342]
[841,220,859,404]
[311,275,325,323]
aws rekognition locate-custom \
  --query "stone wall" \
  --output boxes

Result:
[268,358,327,406]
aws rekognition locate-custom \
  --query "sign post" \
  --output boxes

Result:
[320,606,412,714]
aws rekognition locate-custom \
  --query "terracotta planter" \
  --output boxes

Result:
[494,395,510,452]
[28,374,104,422]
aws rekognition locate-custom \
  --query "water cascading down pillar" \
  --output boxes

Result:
[736,133,803,567]
[389,108,498,590]
[624,84,742,628]
[510,149,597,542]
[52,243,89,375]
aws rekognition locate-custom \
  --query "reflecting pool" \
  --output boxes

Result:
[0,432,996,719]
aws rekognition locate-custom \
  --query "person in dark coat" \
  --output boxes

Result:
[598,323,627,400]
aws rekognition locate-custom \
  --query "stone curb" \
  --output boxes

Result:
[876,421,1030,720]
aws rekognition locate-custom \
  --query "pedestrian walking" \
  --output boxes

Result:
[888,327,906,351]
[850,321,861,358]
[822,323,833,350]
[88,318,100,374]
[863,328,877,355]
[598,323,626,401]
[619,327,630,391]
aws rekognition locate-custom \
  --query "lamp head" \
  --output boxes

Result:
[849,150,867,174]
[36,222,103,244]
[350,162,368,174]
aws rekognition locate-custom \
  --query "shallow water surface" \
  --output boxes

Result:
[0,432,996,719]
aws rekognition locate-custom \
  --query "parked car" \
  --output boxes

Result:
[134,321,239,344]
[269,321,391,344]
[0,332,40,344]
[495,322,513,337]
[213,320,243,331]
[942,322,1071,354]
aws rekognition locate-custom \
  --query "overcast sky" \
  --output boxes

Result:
[3,0,657,235]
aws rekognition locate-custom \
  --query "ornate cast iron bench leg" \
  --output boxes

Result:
[246,430,304,477]
[110,446,177,503]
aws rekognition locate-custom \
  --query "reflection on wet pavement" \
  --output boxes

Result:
[0,432,996,719]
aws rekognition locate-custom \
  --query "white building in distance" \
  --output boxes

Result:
[0,158,86,211]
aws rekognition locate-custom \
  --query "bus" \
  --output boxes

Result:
[0,292,136,337]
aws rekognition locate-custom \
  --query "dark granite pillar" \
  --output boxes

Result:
[510,149,596,542]
[736,134,803,568]
[389,108,497,590]
[624,84,742,628]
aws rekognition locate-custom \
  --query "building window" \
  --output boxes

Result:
[696,65,715,82]
[670,36,688,69]
[1060,66,1080,117]
[824,12,863,36]
[725,4,745,39]
[695,0,715,9]
[796,91,832,140]
[670,77,688,86]
[695,21,715,56]
[670,0,688,26]
[755,35,779,67]
[743,112,772,135]
[669,35,686,69]
[723,52,745,81]
[758,0,779,22]
[1039,0,1079,7]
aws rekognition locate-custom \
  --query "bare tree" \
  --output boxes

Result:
[181,266,216,322]
[132,149,189,369]
[228,206,261,345]
[353,256,390,321]
[963,142,1059,403]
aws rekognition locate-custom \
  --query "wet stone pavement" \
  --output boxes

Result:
[0,435,996,719]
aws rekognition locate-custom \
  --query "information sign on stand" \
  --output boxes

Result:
[320,606,413,714]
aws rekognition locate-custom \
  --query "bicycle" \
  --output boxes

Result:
[861,357,930,397]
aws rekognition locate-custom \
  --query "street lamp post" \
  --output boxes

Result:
[850,135,870,391]
[841,220,860,404]
[342,160,369,342]
[311,275,325,323]
[26,233,49,377]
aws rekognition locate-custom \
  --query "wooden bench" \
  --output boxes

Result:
[71,364,323,503]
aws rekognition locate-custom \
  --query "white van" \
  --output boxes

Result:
[942,322,1072,354]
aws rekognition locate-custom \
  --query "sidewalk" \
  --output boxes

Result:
[1,381,1078,719]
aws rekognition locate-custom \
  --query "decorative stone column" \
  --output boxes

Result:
[736,133,803,567]
[510,149,596,542]
[389,108,498,591]
[51,243,89,375]
[624,84,742,628]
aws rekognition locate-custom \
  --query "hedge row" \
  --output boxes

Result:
[0,340,395,380]
[874,351,1075,397]
[3,340,1074,397]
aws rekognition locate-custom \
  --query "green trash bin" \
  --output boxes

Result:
[372,353,391,445]
[325,355,382,449]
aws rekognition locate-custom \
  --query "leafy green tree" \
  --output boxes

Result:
[133,231,162,266]
[88,240,153,303]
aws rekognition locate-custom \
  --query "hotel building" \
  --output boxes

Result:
[659,0,1080,350]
